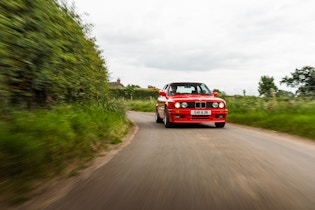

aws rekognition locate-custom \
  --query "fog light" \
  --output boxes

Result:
[174,115,181,118]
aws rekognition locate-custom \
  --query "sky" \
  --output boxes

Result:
[70,0,315,95]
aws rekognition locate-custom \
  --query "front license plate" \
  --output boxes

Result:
[191,110,211,115]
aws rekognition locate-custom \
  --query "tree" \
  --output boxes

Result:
[124,84,139,99]
[258,76,278,97]
[276,90,294,98]
[213,89,226,96]
[280,66,315,97]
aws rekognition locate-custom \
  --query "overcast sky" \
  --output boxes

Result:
[70,0,315,95]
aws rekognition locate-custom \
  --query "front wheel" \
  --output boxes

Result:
[215,122,225,128]
[164,108,173,128]
[155,110,163,123]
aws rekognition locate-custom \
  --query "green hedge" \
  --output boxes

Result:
[109,88,159,100]
[0,0,108,108]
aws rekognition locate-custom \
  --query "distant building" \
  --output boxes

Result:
[109,78,124,88]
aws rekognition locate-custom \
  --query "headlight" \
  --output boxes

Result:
[219,102,225,108]
[212,102,218,108]
[181,102,188,108]
[174,102,181,108]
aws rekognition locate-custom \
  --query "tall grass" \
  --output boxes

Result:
[0,99,131,204]
[128,97,156,112]
[226,96,315,140]
[127,96,315,140]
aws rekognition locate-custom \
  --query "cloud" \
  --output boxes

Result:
[143,47,257,71]
[72,0,315,95]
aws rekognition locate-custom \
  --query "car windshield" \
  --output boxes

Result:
[168,83,212,95]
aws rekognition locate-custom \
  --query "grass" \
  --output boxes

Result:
[128,97,156,112]
[0,99,131,204]
[127,96,315,141]
[225,96,315,140]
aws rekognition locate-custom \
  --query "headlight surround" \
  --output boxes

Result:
[212,102,225,108]
[174,102,181,108]
[175,102,188,108]
[212,102,218,108]
[181,102,188,108]
[219,102,225,108]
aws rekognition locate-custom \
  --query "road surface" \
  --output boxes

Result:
[38,111,315,209]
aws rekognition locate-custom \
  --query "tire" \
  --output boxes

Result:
[164,108,173,128]
[215,122,225,128]
[155,110,163,123]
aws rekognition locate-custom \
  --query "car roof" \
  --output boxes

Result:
[169,82,203,85]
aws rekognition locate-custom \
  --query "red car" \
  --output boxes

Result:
[155,82,228,128]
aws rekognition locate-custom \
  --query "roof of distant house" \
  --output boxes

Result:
[109,78,124,88]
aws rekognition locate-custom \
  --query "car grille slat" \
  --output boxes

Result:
[186,102,213,108]
[195,102,206,108]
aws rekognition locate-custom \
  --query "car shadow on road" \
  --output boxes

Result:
[153,123,223,129]
[173,123,218,129]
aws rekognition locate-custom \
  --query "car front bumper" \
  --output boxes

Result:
[167,108,228,123]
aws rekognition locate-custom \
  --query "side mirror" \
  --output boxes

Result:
[213,92,218,97]
[159,91,167,96]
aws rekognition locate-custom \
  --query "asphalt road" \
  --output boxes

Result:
[44,111,315,210]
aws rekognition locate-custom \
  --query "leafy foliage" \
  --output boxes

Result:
[276,89,294,98]
[212,88,226,97]
[0,0,108,108]
[280,66,315,97]
[258,75,278,97]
